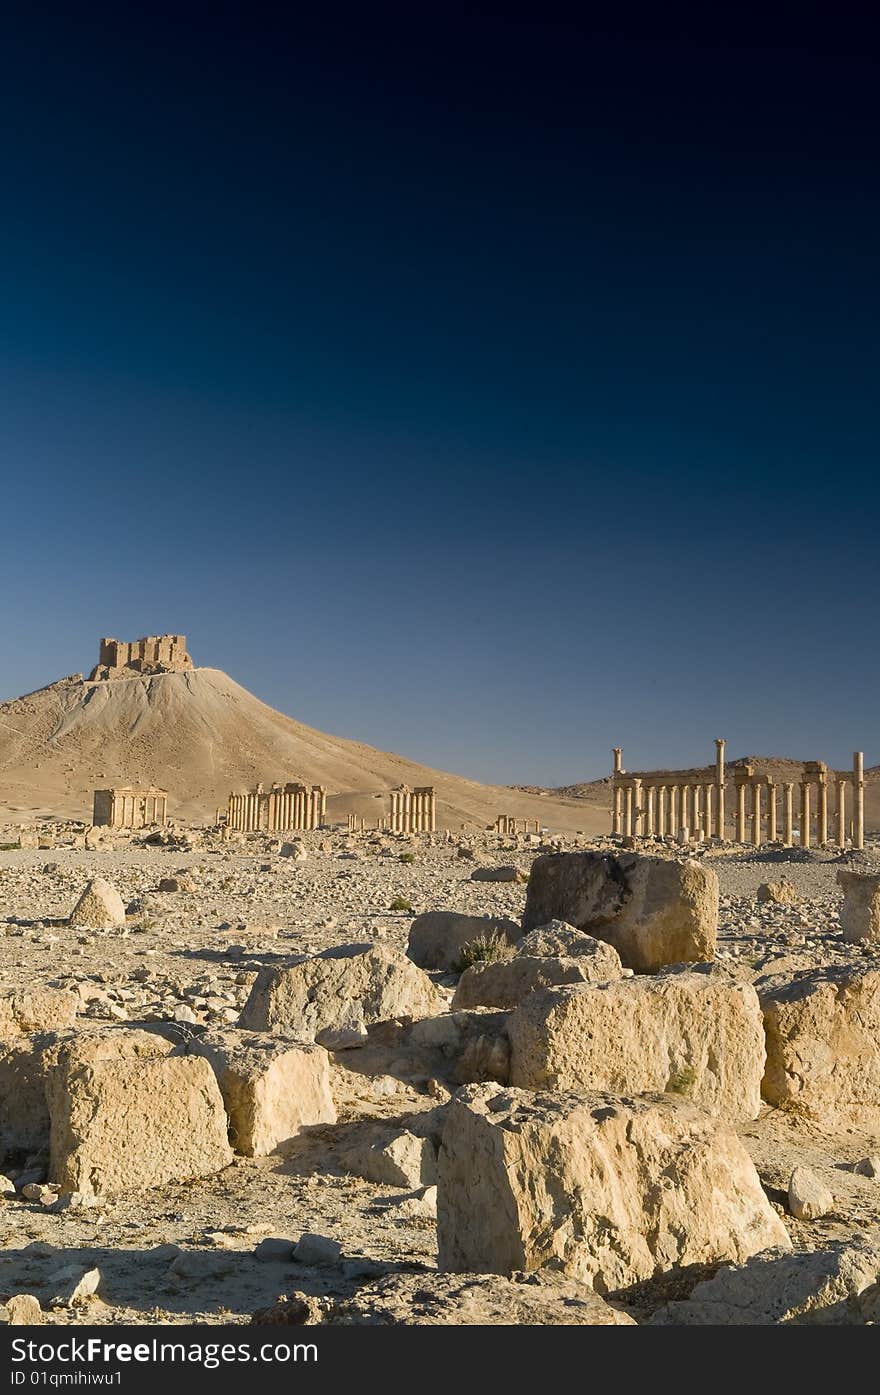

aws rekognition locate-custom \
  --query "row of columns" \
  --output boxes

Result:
[612,740,726,841]
[226,782,327,833]
[610,743,865,849]
[494,815,541,835]
[389,785,436,833]
[733,756,864,849]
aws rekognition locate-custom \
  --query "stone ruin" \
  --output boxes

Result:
[389,785,436,833]
[88,635,193,681]
[92,787,168,830]
[346,785,438,834]
[494,815,541,836]
[610,740,865,849]
[226,781,327,832]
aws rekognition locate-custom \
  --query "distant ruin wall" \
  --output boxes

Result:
[89,635,193,681]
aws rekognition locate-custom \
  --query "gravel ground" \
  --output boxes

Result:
[0,822,879,1325]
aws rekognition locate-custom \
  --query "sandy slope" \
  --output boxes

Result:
[0,667,609,832]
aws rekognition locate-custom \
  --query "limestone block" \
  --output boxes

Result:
[68,879,126,929]
[650,1237,880,1325]
[0,988,77,1039]
[757,879,799,905]
[522,851,717,971]
[837,870,880,944]
[515,922,624,971]
[406,913,521,971]
[329,1270,636,1325]
[437,1084,789,1290]
[0,1026,173,1156]
[759,965,880,1128]
[341,1129,438,1190]
[47,1040,232,1195]
[188,1029,335,1156]
[453,954,619,1011]
[788,1167,833,1222]
[238,944,444,1045]
[507,970,764,1121]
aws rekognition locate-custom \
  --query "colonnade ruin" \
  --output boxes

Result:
[611,741,865,849]
[389,785,436,833]
[225,782,327,833]
[494,815,541,836]
[92,787,168,829]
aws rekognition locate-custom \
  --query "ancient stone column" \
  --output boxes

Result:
[657,786,667,837]
[800,783,811,848]
[752,783,762,846]
[704,784,713,839]
[854,751,865,851]
[817,777,828,846]
[645,786,655,837]
[782,784,794,845]
[624,785,633,836]
[837,779,847,847]
[736,784,746,843]
[714,738,726,839]
[429,789,436,832]
[668,786,678,838]
[612,748,623,775]
[767,782,777,842]
[690,785,700,839]
[632,778,643,836]
[612,786,622,836]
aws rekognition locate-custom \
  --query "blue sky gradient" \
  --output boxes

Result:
[0,6,877,783]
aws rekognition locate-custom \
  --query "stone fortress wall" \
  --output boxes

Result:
[89,635,193,681]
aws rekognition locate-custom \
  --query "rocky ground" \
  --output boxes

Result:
[1,820,880,1325]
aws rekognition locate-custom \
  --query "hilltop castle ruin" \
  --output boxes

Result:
[89,635,193,681]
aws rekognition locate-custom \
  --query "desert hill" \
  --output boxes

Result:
[0,666,609,833]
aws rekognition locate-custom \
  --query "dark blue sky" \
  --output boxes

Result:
[0,5,877,783]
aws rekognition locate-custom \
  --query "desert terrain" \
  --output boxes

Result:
[1,648,880,1327]
[0,819,879,1325]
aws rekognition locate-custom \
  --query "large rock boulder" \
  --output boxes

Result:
[406,913,521,971]
[68,879,126,929]
[437,1084,789,1291]
[506,970,764,1121]
[188,1029,336,1156]
[452,953,620,1011]
[238,944,444,1046]
[837,871,880,944]
[47,1033,232,1195]
[650,1237,880,1325]
[0,1026,172,1156]
[0,988,77,1040]
[515,922,624,967]
[759,965,880,1128]
[328,1270,635,1325]
[522,851,717,971]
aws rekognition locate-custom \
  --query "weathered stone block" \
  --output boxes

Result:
[759,965,880,1128]
[837,871,880,944]
[437,1084,789,1291]
[0,988,77,1039]
[522,851,718,971]
[238,944,444,1045]
[189,1029,335,1156]
[47,1036,231,1195]
[507,970,764,1120]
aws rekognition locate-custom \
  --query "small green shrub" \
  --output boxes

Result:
[399,852,416,864]
[667,1064,697,1096]
[390,895,414,912]
[452,931,515,975]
